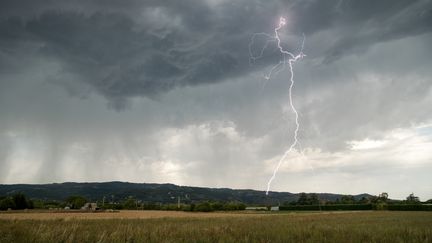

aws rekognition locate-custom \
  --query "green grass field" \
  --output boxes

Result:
[0,211,431,242]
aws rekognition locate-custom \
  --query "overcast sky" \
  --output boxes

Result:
[1,0,431,200]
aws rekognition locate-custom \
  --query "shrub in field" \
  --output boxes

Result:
[181,201,245,212]
[181,204,193,211]
[373,203,388,210]
[279,204,373,211]
[210,202,224,211]
[195,202,213,212]
[223,202,246,211]
[322,204,372,210]
[141,203,161,210]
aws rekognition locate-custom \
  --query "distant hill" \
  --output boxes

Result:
[0,182,372,205]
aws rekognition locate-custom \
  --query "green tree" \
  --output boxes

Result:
[297,193,308,205]
[380,192,388,200]
[13,193,29,209]
[210,202,224,211]
[66,196,88,209]
[195,202,213,212]
[26,199,34,209]
[0,197,15,210]
[358,197,370,204]
[374,192,388,203]
[340,195,355,204]
[32,200,45,209]
[189,203,195,212]
[123,197,137,209]
[223,202,246,210]
[406,193,420,204]
[309,193,320,205]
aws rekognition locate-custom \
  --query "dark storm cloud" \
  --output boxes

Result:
[0,134,12,179]
[0,0,431,108]
[0,0,431,198]
[322,0,432,62]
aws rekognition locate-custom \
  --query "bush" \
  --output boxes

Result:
[141,203,161,210]
[222,202,246,211]
[0,198,15,210]
[190,203,195,212]
[373,203,388,210]
[42,201,65,209]
[210,202,224,211]
[123,198,137,210]
[194,202,213,212]
[279,204,373,211]
[32,199,45,209]
[181,204,192,212]
[182,202,246,212]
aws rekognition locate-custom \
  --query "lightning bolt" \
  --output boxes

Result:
[249,17,305,195]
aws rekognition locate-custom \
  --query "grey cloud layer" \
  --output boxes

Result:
[1,0,431,108]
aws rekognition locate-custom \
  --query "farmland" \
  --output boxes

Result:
[0,211,431,242]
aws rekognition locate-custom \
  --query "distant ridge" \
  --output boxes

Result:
[0,182,372,205]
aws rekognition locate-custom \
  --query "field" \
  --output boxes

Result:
[0,211,431,242]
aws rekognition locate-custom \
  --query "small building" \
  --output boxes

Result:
[270,206,279,211]
[81,203,99,211]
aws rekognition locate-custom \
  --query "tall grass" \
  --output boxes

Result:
[0,211,431,242]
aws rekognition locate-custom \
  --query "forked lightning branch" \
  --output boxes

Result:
[249,17,305,195]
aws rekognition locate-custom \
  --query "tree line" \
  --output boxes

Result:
[283,192,430,206]
[0,193,246,212]
[1,192,431,211]
[0,193,34,210]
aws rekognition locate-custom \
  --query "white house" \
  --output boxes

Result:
[81,203,99,211]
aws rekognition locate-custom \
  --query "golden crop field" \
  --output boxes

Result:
[0,210,270,220]
[0,211,431,242]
